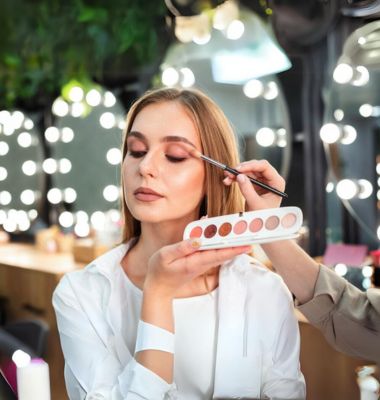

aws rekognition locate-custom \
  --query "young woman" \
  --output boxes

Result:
[53,88,305,399]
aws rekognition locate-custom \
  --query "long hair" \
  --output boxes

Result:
[120,88,245,243]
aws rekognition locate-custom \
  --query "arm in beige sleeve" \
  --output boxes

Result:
[261,239,380,363]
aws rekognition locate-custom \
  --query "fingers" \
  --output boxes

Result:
[175,245,251,277]
[159,238,202,264]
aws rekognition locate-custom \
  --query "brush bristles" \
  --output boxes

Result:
[188,148,202,159]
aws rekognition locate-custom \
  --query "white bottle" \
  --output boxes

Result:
[16,358,51,400]
[357,365,380,400]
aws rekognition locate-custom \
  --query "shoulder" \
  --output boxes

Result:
[53,243,128,306]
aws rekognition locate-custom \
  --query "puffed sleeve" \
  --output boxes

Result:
[52,275,178,400]
[261,285,306,399]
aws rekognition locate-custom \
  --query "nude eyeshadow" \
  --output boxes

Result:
[281,213,297,228]
[265,216,279,230]
[249,218,263,232]
[233,220,247,234]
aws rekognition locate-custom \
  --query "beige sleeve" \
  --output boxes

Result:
[296,264,380,363]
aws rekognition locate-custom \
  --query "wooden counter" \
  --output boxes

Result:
[0,243,85,400]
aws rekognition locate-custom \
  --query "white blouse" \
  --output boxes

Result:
[53,241,305,399]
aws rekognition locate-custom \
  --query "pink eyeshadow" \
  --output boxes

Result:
[265,216,280,230]
[204,224,217,238]
[281,213,297,228]
[233,220,247,234]
[249,218,263,232]
[190,226,203,238]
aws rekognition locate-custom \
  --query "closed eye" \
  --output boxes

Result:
[166,155,187,163]
[128,151,146,158]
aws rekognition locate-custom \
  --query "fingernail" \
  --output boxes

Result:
[236,165,242,170]
[190,239,202,248]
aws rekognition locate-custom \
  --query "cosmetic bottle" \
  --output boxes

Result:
[370,250,380,287]
[356,365,380,400]
[16,358,51,400]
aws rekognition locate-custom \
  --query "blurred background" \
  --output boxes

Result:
[1,0,380,399]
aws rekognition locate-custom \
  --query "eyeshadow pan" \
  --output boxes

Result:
[190,226,203,238]
[249,218,263,232]
[281,213,297,228]
[265,216,279,230]
[233,220,247,234]
[204,224,217,238]
[219,222,232,237]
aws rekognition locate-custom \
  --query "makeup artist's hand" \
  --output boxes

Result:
[144,239,251,299]
[223,159,285,211]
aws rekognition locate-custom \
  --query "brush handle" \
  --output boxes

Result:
[224,166,288,198]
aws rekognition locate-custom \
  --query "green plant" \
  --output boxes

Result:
[0,0,167,109]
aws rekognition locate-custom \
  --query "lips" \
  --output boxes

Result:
[134,187,163,202]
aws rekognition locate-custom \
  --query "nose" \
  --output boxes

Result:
[138,151,159,178]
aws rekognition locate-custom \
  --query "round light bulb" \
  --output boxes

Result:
[106,148,122,165]
[99,112,116,129]
[0,141,9,156]
[319,123,341,144]
[103,91,117,108]
[226,20,245,40]
[52,97,69,117]
[359,103,373,118]
[42,158,58,174]
[180,68,195,88]
[103,185,120,202]
[243,79,264,99]
[59,211,74,228]
[45,127,60,143]
[63,187,77,203]
[47,188,62,204]
[0,166,8,181]
[22,160,37,176]
[162,67,179,87]
[61,127,75,143]
[68,86,84,102]
[0,191,12,205]
[20,189,35,205]
[336,179,358,200]
[86,89,102,107]
[256,127,276,147]
[333,63,354,84]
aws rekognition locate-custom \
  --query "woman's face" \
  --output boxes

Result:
[123,101,205,226]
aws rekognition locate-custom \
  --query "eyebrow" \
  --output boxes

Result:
[127,130,196,148]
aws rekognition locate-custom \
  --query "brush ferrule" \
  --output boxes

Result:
[200,154,226,169]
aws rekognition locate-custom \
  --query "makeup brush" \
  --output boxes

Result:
[189,149,288,198]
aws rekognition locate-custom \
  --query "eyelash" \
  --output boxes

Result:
[128,151,186,163]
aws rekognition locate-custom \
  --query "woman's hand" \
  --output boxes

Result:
[143,239,251,299]
[223,159,285,211]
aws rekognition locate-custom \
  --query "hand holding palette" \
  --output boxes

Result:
[183,207,303,250]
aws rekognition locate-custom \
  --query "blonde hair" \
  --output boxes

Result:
[120,87,245,243]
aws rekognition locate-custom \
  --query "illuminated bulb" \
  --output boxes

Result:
[352,65,369,86]
[377,163,380,175]
[0,141,9,155]
[213,0,239,30]
[45,127,60,143]
[108,209,121,223]
[359,103,373,117]
[20,189,35,205]
[162,67,179,87]
[180,68,195,88]
[59,211,74,228]
[12,350,31,368]
[103,91,117,108]
[3,125,15,136]
[335,263,348,276]
[0,191,12,205]
[18,219,31,232]
[99,112,116,129]
[63,187,77,203]
[71,102,85,118]
[118,120,126,130]
[193,33,211,45]
[52,97,69,117]
[263,81,279,100]
[3,219,17,232]
[362,266,373,278]
[103,185,119,202]
[91,211,106,230]
[106,148,122,165]
[86,89,102,107]
[326,182,334,193]
[378,189,380,201]
[11,111,24,129]
[23,118,34,130]
[358,179,373,199]
[333,63,354,84]
[22,160,37,176]
[256,127,276,147]
[17,132,33,148]
[0,210,6,224]
[320,123,341,144]
[377,225,380,240]
[59,158,72,174]
[336,179,358,200]
[378,177,380,187]
[74,222,90,237]
[61,127,74,143]
[47,188,62,204]
[76,211,89,223]
[28,209,38,220]
[0,110,10,124]
[243,79,264,98]
[68,86,84,102]
[334,109,344,121]
[225,20,245,40]
[42,158,58,174]
[341,125,357,145]
[0,166,8,181]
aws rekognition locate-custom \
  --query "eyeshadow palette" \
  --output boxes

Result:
[183,207,303,250]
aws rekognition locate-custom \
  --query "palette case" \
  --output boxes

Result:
[183,207,303,250]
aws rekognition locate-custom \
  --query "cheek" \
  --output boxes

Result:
[169,164,205,197]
